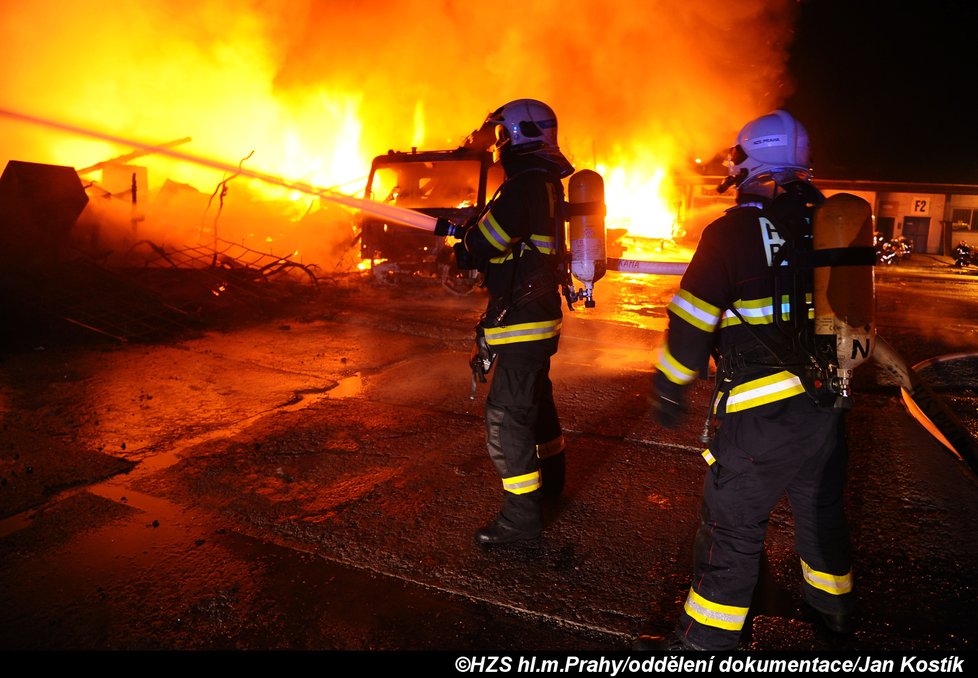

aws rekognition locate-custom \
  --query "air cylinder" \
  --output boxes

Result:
[812,192,876,406]
[567,169,607,308]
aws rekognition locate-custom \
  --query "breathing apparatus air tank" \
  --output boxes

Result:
[812,192,876,408]
[566,169,607,307]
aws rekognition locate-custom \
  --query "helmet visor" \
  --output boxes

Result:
[725,144,748,172]
[488,125,510,163]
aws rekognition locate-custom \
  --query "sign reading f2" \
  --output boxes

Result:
[911,197,931,215]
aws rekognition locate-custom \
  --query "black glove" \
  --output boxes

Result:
[649,370,685,428]
[453,242,477,270]
[470,333,495,380]
[434,218,460,237]
[468,327,495,399]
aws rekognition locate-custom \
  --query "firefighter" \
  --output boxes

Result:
[635,110,856,650]
[954,240,971,267]
[436,99,574,545]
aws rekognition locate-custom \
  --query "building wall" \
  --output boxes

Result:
[678,176,978,255]
[875,192,948,253]
[947,194,978,250]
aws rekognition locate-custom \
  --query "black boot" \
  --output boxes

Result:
[815,609,854,635]
[474,518,540,545]
[475,491,542,545]
[805,600,854,635]
[539,451,565,497]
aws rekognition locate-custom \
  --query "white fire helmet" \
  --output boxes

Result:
[724,109,812,192]
[483,99,574,177]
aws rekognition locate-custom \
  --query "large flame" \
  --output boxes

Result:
[0,0,800,266]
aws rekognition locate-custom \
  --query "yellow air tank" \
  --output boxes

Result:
[812,192,876,407]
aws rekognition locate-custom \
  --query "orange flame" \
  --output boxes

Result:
[0,0,801,267]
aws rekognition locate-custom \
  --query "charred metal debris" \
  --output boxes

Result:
[0,159,330,348]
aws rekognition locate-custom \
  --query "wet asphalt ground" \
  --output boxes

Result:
[1,253,977,667]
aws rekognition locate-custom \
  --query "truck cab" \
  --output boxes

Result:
[358,147,502,290]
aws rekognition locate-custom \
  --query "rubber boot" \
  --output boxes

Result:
[475,491,542,545]
[809,605,854,634]
[818,611,854,634]
[539,450,565,497]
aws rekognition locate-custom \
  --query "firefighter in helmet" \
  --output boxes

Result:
[436,99,573,545]
[635,110,856,649]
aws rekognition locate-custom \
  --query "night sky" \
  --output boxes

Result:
[782,1,977,184]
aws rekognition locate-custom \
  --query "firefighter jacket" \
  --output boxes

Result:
[654,185,825,417]
[459,155,563,364]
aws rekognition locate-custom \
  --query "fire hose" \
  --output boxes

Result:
[872,335,978,482]
[0,107,441,231]
[0,107,690,280]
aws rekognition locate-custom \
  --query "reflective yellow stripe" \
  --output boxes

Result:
[724,371,806,412]
[801,559,853,595]
[502,470,541,495]
[701,449,716,466]
[489,244,524,264]
[528,233,556,255]
[653,343,698,386]
[684,588,748,632]
[719,294,814,328]
[536,434,565,459]
[484,319,561,346]
[668,289,722,333]
[478,211,515,252]
[488,237,554,264]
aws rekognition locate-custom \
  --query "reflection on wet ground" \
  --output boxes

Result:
[3,261,978,652]
[915,354,978,438]
[327,373,364,399]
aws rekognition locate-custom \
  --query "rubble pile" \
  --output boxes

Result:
[0,160,330,349]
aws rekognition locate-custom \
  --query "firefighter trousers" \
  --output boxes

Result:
[484,354,561,530]
[677,394,852,650]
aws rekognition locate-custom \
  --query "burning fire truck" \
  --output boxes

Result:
[357,145,502,293]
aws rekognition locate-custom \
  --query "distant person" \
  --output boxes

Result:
[954,240,971,267]
[435,99,574,545]
[635,110,857,650]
